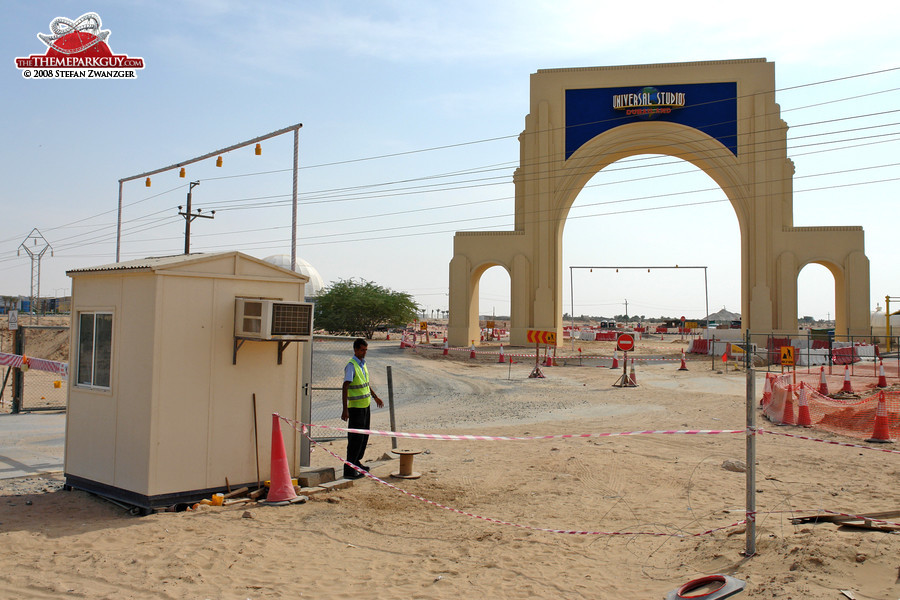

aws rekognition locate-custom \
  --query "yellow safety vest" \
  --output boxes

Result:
[346,358,371,408]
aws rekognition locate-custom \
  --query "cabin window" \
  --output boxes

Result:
[77,312,112,389]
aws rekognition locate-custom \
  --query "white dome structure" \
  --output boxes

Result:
[263,254,325,297]
[871,304,900,328]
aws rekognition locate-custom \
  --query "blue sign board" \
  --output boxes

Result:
[565,82,738,159]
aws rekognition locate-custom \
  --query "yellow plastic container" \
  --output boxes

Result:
[211,493,224,506]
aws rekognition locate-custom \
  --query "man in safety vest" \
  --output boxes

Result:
[341,338,384,479]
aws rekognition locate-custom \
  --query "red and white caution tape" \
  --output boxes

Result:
[758,427,900,454]
[303,421,745,441]
[433,346,681,363]
[281,415,747,538]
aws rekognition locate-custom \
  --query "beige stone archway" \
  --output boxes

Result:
[449,59,870,347]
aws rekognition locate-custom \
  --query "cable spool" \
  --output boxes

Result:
[664,574,746,600]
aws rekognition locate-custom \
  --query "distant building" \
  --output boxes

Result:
[263,255,324,301]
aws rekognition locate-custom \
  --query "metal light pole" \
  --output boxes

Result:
[116,122,302,262]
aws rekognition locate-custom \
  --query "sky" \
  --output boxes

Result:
[2,1,899,323]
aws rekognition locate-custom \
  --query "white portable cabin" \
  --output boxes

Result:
[65,252,311,511]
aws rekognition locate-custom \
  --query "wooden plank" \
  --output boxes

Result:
[791,509,900,525]
[223,486,249,499]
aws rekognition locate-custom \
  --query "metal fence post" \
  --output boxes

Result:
[387,366,397,451]
[745,328,756,557]
[299,340,313,468]
[849,331,854,376]
[12,326,24,414]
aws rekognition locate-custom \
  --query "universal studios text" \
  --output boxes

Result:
[612,90,686,109]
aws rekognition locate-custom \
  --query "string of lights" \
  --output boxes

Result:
[1,66,898,284]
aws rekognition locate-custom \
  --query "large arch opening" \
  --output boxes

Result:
[562,154,741,329]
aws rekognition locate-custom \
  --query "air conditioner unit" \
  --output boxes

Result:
[234,298,313,341]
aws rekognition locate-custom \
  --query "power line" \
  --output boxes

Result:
[5,65,899,262]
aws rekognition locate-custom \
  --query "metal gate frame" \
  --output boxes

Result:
[10,325,69,413]
[309,335,358,443]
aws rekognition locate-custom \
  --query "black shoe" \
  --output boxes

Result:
[344,470,364,480]
[359,464,371,472]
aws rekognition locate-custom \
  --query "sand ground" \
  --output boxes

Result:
[1,339,899,599]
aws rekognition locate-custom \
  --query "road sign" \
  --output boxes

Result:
[781,346,794,366]
[419,321,427,331]
[616,333,635,352]
[486,320,496,329]
[8,310,17,331]
[526,329,556,345]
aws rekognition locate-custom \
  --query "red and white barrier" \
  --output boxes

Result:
[0,352,68,377]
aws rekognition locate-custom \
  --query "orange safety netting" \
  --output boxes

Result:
[762,373,899,441]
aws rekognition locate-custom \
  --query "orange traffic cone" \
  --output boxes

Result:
[629,359,637,385]
[678,349,688,371]
[866,391,893,443]
[817,366,829,395]
[386,332,390,341]
[841,365,853,393]
[877,360,888,388]
[781,384,796,425]
[797,383,812,427]
[761,374,773,406]
[262,415,303,505]
[442,338,449,356]
[400,333,408,348]
[498,344,505,363]
[611,349,619,369]
[470,343,476,359]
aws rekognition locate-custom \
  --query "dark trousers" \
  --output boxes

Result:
[345,406,370,476]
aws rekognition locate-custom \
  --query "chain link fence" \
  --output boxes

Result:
[0,325,69,413]
[686,330,900,380]
[308,335,393,441]
[15,325,69,412]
